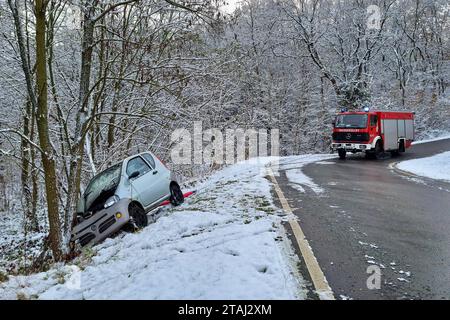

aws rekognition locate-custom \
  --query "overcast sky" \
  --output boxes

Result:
[220,0,241,13]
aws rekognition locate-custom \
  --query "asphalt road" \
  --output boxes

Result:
[276,138,450,300]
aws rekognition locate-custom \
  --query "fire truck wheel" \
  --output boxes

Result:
[390,150,400,157]
[375,141,384,160]
[365,151,375,159]
[399,140,406,152]
[338,149,346,160]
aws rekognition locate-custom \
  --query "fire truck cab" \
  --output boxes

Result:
[331,108,415,160]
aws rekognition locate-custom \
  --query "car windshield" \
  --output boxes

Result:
[335,114,368,128]
[84,163,122,211]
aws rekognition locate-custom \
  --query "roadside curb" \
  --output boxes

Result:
[389,161,431,180]
[389,161,450,192]
[388,162,417,178]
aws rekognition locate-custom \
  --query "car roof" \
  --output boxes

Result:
[122,151,154,163]
[99,151,155,172]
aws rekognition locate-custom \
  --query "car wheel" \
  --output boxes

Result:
[128,202,147,230]
[338,149,346,160]
[170,182,184,206]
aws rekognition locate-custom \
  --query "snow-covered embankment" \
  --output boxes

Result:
[0,157,305,299]
[397,151,450,183]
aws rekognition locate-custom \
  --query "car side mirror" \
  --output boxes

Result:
[129,171,140,179]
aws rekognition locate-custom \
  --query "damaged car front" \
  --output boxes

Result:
[71,162,131,247]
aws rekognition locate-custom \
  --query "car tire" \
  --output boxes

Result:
[170,182,184,206]
[338,149,346,160]
[128,202,148,230]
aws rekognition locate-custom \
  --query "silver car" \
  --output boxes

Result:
[71,152,184,246]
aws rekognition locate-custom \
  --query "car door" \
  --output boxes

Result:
[141,152,170,200]
[126,156,157,208]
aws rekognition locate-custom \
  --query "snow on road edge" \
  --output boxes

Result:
[280,154,338,195]
[397,151,450,183]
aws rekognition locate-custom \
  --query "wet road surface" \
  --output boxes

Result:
[276,138,450,299]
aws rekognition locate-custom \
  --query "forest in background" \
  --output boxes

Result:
[0,0,448,270]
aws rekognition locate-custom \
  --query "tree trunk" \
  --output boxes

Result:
[8,0,40,232]
[21,100,39,232]
[64,1,96,236]
[35,0,63,261]
[30,98,40,232]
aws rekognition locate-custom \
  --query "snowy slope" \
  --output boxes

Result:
[413,131,450,145]
[0,157,307,300]
[397,151,450,183]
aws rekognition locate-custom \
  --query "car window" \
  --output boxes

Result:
[142,153,156,169]
[370,115,378,127]
[126,156,151,178]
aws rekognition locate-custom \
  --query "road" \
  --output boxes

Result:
[275,138,450,300]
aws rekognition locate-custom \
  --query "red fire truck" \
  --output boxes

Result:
[331,108,415,159]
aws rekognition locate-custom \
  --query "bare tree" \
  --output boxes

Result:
[35,0,63,260]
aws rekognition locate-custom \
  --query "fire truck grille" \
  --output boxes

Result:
[332,132,369,142]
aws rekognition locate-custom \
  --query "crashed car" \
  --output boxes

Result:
[71,151,184,246]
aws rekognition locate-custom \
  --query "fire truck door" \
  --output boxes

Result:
[370,115,378,137]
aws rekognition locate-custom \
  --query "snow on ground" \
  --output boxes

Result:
[0,157,308,300]
[279,154,337,195]
[413,130,450,145]
[0,209,48,273]
[397,151,450,183]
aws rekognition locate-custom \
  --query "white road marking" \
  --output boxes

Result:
[267,167,335,300]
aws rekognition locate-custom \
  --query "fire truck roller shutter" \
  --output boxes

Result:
[383,119,399,151]
[405,119,414,140]
[397,119,406,137]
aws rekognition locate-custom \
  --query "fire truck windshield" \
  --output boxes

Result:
[335,114,368,129]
